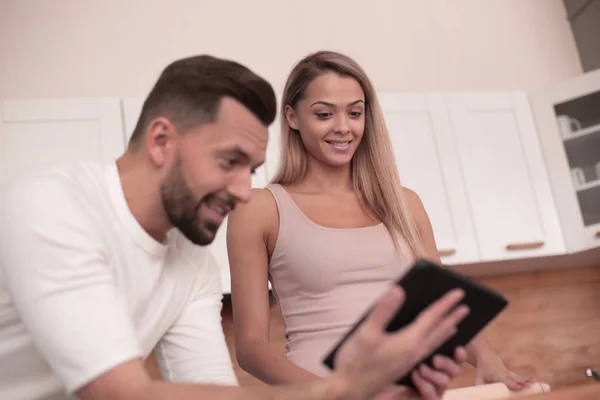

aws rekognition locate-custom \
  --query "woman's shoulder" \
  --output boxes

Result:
[401,186,433,230]
[228,187,279,227]
[249,187,278,208]
[402,186,427,220]
[402,186,421,206]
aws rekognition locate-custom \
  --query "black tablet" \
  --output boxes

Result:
[322,258,508,391]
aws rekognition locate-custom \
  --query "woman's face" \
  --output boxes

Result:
[285,72,366,168]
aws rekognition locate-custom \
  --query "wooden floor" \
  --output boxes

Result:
[220,265,600,390]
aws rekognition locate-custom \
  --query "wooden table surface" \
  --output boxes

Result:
[521,383,600,399]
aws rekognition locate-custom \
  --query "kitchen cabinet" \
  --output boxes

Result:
[530,68,600,253]
[0,98,125,182]
[378,91,566,264]
[4,78,599,282]
[444,92,565,262]
[264,100,283,182]
[377,92,479,265]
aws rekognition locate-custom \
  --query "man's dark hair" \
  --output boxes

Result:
[129,55,277,145]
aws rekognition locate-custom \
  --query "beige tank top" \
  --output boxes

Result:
[265,183,415,377]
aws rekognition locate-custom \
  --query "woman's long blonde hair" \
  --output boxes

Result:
[271,50,425,257]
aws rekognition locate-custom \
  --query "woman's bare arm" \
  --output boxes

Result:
[226,188,319,384]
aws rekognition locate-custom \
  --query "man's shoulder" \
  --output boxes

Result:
[2,161,110,221]
[5,161,105,194]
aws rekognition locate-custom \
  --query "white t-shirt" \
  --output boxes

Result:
[0,161,238,400]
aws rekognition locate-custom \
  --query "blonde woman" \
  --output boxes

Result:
[226,51,533,397]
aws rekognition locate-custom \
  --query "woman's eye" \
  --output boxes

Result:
[316,112,331,119]
[350,111,363,118]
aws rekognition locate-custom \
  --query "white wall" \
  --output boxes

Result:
[0,0,583,99]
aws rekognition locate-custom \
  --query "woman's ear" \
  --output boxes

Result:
[284,105,299,130]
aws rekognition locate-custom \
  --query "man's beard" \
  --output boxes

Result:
[160,160,236,246]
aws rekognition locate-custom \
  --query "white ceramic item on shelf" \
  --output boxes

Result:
[556,114,582,138]
[571,167,586,188]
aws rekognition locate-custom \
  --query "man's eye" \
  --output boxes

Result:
[221,157,237,169]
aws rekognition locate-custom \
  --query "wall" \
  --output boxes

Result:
[0,0,584,99]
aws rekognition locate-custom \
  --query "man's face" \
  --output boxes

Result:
[159,98,268,245]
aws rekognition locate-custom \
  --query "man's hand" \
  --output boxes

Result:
[330,286,469,400]
[372,349,468,400]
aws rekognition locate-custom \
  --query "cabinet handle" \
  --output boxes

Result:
[438,249,456,257]
[505,241,545,251]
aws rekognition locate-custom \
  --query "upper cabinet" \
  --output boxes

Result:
[3,76,599,282]
[444,92,565,262]
[378,93,479,265]
[379,91,567,264]
[0,98,125,183]
[530,68,600,253]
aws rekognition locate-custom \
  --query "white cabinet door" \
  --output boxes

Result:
[265,116,282,182]
[446,92,564,261]
[0,98,125,183]
[529,69,600,253]
[121,98,269,294]
[378,93,479,265]
[122,97,145,144]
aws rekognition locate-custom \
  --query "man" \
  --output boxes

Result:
[0,55,468,400]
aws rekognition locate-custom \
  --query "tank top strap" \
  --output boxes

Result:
[265,181,294,208]
[265,183,298,230]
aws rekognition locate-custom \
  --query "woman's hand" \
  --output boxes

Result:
[474,351,535,391]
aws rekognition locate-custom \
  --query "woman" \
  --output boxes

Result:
[226,50,533,394]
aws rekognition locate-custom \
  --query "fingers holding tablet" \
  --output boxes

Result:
[362,285,407,337]
[397,288,470,357]
[323,259,509,392]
